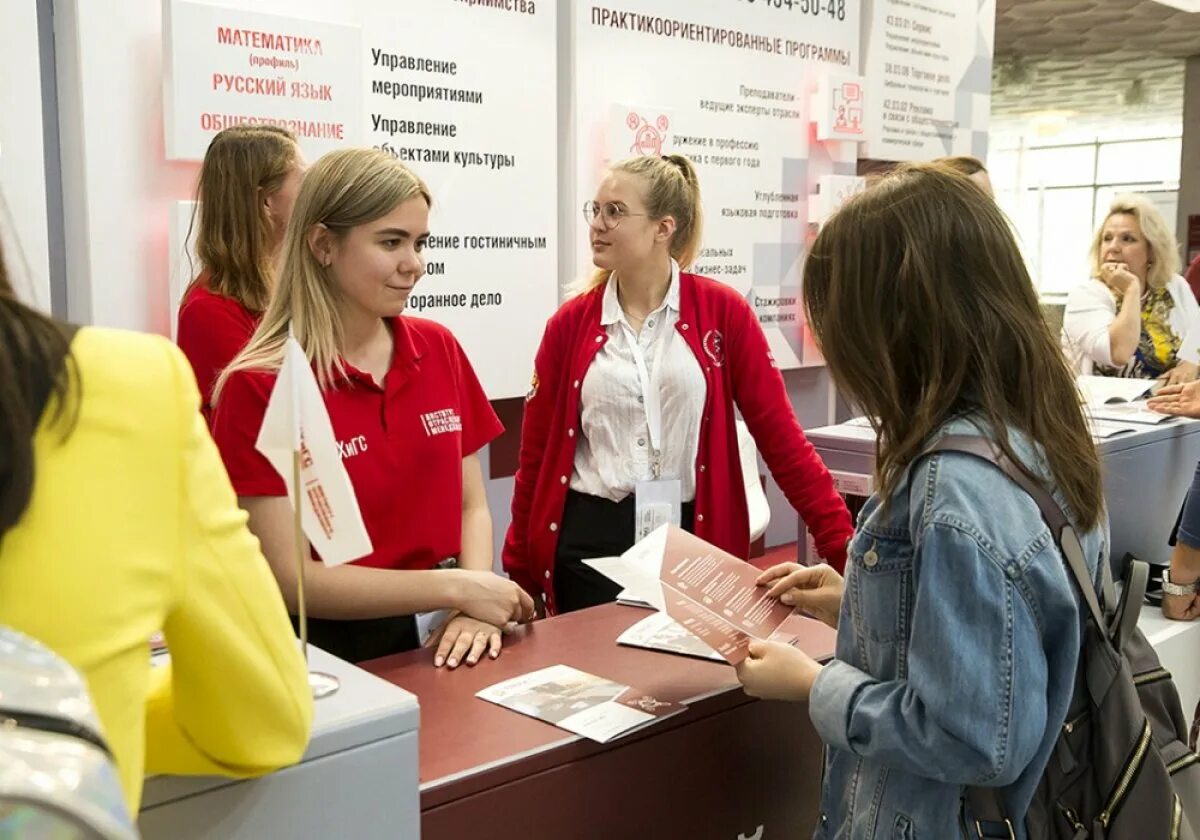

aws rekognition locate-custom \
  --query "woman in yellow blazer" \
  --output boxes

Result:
[0,241,313,814]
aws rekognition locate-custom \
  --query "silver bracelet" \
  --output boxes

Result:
[1162,568,1200,597]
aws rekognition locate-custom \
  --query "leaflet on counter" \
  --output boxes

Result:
[1087,403,1174,425]
[476,664,685,743]
[585,525,801,664]
[1076,375,1155,406]
[617,610,816,663]
[617,612,724,662]
[1087,417,1143,439]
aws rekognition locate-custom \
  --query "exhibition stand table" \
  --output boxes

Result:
[365,603,837,840]
[139,646,420,839]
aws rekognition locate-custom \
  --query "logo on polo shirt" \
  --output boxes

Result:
[421,408,462,437]
[337,435,369,460]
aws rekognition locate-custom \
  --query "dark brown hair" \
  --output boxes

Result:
[188,124,299,312]
[803,162,1103,529]
[0,240,79,535]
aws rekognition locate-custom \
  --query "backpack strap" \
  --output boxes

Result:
[923,434,1106,838]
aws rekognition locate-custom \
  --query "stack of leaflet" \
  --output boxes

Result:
[1077,375,1172,429]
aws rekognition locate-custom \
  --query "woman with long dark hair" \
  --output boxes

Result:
[735,163,1107,837]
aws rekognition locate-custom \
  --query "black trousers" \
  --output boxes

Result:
[292,614,419,664]
[553,489,696,614]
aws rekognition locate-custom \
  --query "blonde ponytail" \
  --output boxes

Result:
[573,154,704,296]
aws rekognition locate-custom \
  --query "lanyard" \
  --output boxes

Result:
[622,318,672,477]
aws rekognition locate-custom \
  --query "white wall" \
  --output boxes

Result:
[55,0,198,331]
[1,0,52,310]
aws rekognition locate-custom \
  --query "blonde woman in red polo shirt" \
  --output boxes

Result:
[503,154,854,614]
[177,125,306,425]
[212,148,534,665]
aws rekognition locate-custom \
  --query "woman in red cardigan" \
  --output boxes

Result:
[503,154,853,614]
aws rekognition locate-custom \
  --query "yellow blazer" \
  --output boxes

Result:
[0,327,312,814]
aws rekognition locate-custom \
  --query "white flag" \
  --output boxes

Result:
[255,337,373,567]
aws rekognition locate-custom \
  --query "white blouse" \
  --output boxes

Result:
[1062,273,1200,375]
[571,261,708,503]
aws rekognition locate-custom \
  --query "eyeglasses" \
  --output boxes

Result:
[582,200,646,231]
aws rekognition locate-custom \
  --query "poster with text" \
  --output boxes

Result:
[860,0,995,161]
[163,0,557,399]
[572,2,860,369]
[164,1,365,160]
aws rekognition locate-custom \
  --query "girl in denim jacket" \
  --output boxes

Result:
[735,163,1109,839]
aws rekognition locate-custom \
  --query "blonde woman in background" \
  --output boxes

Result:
[1063,193,1200,383]
[212,148,533,666]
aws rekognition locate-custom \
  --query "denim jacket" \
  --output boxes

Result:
[810,418,1108,839]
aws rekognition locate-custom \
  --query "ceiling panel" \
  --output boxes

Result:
[992,0,1198,125]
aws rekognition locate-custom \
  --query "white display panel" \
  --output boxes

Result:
[0,1,51,310]
[571,1,860,368]
[60,0,557,399]
[861,0,996,161]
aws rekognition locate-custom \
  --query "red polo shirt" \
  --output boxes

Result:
[176,276,261,425]
[211,316,503,571]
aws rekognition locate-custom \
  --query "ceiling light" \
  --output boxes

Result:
[1028,111,1074,138]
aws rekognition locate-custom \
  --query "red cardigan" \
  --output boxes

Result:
[502,272,853,612]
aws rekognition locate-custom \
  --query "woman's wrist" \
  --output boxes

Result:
[1169,564,1200,586]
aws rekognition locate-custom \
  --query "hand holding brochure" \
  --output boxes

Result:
[585,525,801,664]
[476,665,685,743]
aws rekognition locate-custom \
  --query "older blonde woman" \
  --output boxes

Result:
[1063,194,1200,383]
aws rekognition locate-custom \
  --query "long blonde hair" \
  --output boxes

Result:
[1089,193,1181,290]
[214,148,431,400]
[578,154,703,294]
[189,125,298,312]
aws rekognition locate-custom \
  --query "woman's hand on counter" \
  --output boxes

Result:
[426,613,503,668]
[1148,380,1200,418]
[1164,361,1200,388]
[447,569,536,627]
[1162,591,1200,622]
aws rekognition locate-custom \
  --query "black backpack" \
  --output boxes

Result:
[928,436,1200,839]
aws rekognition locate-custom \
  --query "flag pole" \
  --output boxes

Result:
[293,448,309,665]
[294,442,340,699]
